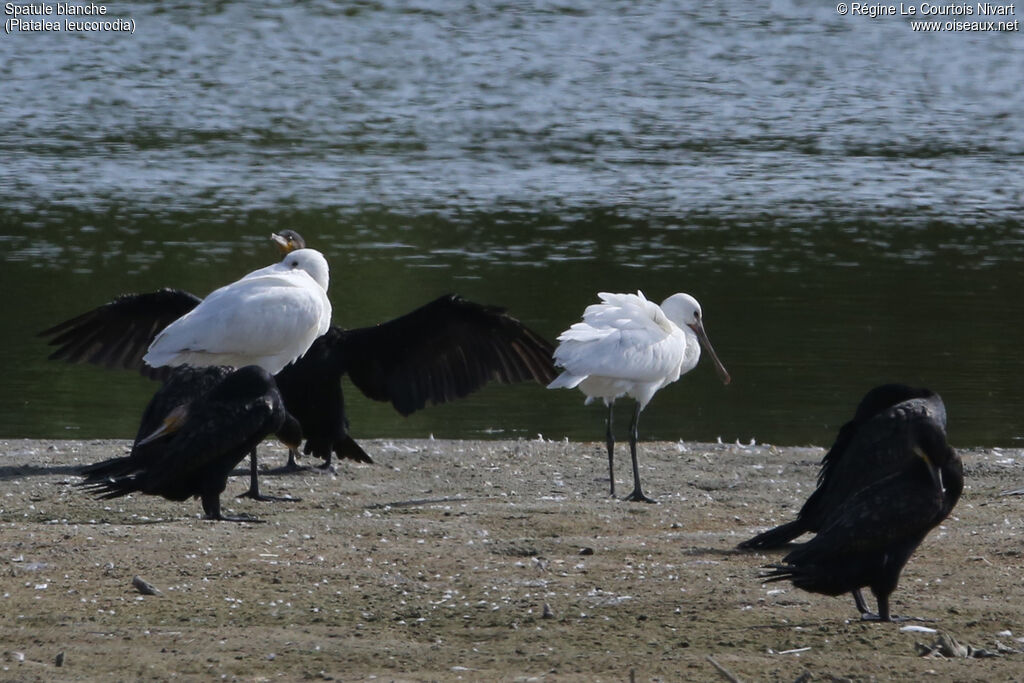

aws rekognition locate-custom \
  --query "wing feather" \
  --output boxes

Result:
[338,295,556,416]
[39,289,201,379]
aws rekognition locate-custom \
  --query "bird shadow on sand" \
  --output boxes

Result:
[681,546,753,559]
[0,463,294,483]
[0,464,86,480]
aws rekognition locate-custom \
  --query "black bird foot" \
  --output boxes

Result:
[623,490,657,504]
[859,612,934,624]
[315,461,337,474]
[237,489,302,503]
[859,611,889,622]
[267,461,311,475]
[203,512,266,523]
[265,448,308,474]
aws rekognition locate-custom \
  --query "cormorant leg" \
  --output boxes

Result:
[624,402,656,504]
[605,402,616,497]
[201,492,263,523]
[268,447,309,474]
[859,592,932,623]
[315,450,335,471]
[877,594,891,622]
[859,591,890,622]
[238,448,302,502]
[853,589,871,617]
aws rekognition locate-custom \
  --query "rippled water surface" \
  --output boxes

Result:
[2,2,1023,446]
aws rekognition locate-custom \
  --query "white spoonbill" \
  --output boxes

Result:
[143,248,332,375]
[548,291,730,503]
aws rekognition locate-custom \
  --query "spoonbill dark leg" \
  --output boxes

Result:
[605,401,616,497]
[624,402,656,504]
[238,448,301,502]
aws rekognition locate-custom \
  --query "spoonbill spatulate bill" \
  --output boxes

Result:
[548,291,730,503]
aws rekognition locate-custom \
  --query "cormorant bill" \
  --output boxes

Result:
[548,291,730,503]
[78,366,302,522]
[271,229,305,255]
[738,384,946,550]
[759,415,963,622]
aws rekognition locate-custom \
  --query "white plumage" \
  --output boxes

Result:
[143,248,332,375]
[549,291,730,502]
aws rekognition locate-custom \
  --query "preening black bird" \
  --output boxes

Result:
[78,366,302,522]
[119,365,298,502]
[738,384,947,550]
[760,416,962,622]
[40,231,557,474]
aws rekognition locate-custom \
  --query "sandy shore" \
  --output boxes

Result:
[1,437,1023,681]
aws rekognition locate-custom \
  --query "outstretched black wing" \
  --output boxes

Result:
[338,294,557,416]
[38,288,201,379]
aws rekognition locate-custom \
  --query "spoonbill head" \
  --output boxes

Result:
[549,290,730,502]
[266,247,330,291]
[658,292,731,386]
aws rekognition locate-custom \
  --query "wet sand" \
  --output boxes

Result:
[1,437,1022,681]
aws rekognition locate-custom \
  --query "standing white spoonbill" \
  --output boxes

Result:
[548,291,730,503]
[143,248,332,375]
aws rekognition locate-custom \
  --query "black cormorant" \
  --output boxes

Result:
[759,416,962,621]
[738,384,946,550]
[78,365,302,521]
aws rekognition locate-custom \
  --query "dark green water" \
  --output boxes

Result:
[2,3,1022,447]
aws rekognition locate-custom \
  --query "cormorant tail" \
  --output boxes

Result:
[738,519,807,550]
[335,434,373,464]
[76,456,142,499]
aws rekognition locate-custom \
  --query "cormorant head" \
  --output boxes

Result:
[853,384,938,423]
[271,230,307,255]
[909,417,959,493]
